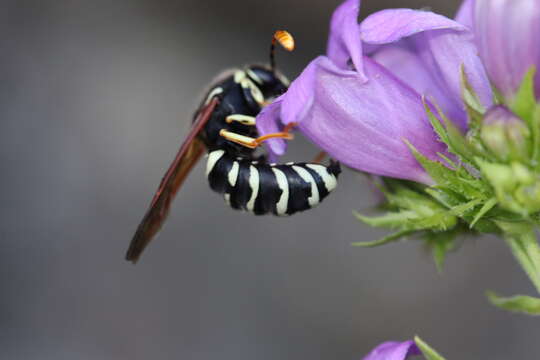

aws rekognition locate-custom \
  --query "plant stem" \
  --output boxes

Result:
[500,223,540,293]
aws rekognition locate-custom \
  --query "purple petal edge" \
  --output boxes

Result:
[327,0,367,81]
[257,55,445,184]
[363,340,421,360]
[361,8,492,130]
[360,8,467,45]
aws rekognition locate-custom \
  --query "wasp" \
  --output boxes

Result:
[126,31,341,263]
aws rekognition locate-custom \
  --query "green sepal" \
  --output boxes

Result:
[424,188,465,209]
[477,160,540,215]
[423,99,478,164]
[354,210,417,229]
[424,229,460,273]
[461,65,486,114]
[356,179,461,233]
[414,336,446,360]
[511,67,537,122]
[460,65,486,135]
[351,227,414,248]
[353,67,540,316]
[497,221,540,293]
[384,183,444,213]
[449,198,483,217]
[487,291,540,315]
[355,210,456,233]
[470,198,498,228]
[406,140,484,199]
[510,67,540,163]
[414,213,458,231]
[531,105,540,164]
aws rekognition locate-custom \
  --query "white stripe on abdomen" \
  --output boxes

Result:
[271,167,289,216]
[206,150,225,177]
[292,165,319,207]
[306,164,337,192]
[246,165,260,212]
[228,161,239,187]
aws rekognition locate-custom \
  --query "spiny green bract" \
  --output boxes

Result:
[355,67,540,314]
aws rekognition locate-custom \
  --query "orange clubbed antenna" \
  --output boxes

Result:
[270,30,295,72]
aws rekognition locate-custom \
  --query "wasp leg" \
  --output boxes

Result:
[225,114,256,126]
[220,122,297,149]
[219,130,260,149]
[311,151,327,164]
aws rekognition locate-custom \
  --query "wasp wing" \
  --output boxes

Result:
[126,97,219,263]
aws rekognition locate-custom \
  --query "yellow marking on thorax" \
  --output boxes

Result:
[276,71,290,86]
[234,70,246,83]
[234,70,265,106]
[240,78,265,105]
[205,87,223,105]
[246,69,263,84]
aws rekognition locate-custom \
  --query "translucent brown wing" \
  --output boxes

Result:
[125,97,219,263]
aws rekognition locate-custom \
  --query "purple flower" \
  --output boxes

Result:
[257,0,492,184]
[456,0,540,99]
[362,340,421,360]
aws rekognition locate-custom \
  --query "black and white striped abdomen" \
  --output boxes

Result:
[205,150,340,216]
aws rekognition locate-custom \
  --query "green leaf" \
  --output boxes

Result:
[532,105,540,163]
[423,99,478,164]
[476,159,527,214]
[424,230,459,273]
[423,99,450,144]
[425,188,463,209]
[406,140,449,182]
[448,198,482,217]
[385,185,440,212]
[487,291,540,315]
[414,336,446,360]
[461,66,486,133]
[511,66,537,122]
[492,85,505,105]
[414,212,458,231]
[436,152,458,169]
[354,210,417,229]
[406,140,484,199]
[351,229,416,248]
[470,198,498,228]
[497,221,540,294]
[461,65,486,113]
[442,117,478,164]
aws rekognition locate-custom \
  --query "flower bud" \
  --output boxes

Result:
[515,182,540,214]
[480,106,530,161]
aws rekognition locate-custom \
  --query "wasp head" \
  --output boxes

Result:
[245,65,289,102]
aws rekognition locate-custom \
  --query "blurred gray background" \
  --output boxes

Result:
[1,0,538,359]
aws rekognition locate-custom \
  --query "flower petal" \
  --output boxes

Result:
[361,9,466,44]
[256,96,287,156]
[256,60,323,157]
[464,0,540,98]
[367,44,454,125]
[455,0,475,29]
[361,9,492,131]
[257,56,447,184]
[483,105,522,126]
[326,0,367,81]
[362,340,421,360]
